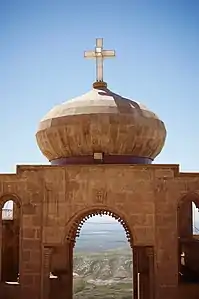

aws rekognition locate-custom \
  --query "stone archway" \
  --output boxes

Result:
[66,207,134,248]
[0,194,21,283]
[68,207,134,299]
[178,192,199,208]
[49,206,134,299]
[177,192,199,290]
[177,191,199,239]
[73,212,133,298]
[177,192,199,286]
[49,206,154,299]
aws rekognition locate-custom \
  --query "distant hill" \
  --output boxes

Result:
[74,248,132,280]
[73,249,133,299]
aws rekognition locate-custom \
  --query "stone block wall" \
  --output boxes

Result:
[0,164,199,299]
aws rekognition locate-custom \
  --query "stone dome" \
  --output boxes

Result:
[36,86,166,164]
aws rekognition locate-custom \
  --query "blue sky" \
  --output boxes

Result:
[0,0,199,173]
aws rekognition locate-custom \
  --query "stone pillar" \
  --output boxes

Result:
[20,243,42,299]
[50,242,73,299]
[20,210,42,299]
[155,217,178,299]
[133,246,152,299]
[154,180,179,299]
[42,247,53,299]
[59,242,73,299]
[133,247,138,299]
[147,247,155,299]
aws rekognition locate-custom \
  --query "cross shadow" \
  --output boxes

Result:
[97,87,143,116]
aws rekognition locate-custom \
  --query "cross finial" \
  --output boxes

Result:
[84,38,116,88]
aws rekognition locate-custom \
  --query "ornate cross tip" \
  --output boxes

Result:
[84,38,116,89]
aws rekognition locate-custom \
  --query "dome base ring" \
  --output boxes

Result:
[51,155,153,165]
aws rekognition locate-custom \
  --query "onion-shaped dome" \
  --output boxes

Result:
[36,85,166,165]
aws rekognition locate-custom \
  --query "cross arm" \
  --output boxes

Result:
[102,50,116,57]
[84,51,96,58]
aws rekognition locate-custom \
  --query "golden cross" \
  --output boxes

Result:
[84,38,115,82]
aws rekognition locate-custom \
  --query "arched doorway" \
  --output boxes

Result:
[73,212,133,299]
[54,207,153,299]
[0,198,20,283]
[177,193,199,284]
[49,208,154,299]
[65,208,134,298]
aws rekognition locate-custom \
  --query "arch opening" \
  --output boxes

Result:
[73,212,134,299]
[177,194,199,284]
[1,199,20,283]
[67,208,133,248]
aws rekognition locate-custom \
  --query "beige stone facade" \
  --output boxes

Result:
[0,38,198,298]
[0,163,199,299]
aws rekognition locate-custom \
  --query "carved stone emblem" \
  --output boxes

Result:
[95,189,107,204]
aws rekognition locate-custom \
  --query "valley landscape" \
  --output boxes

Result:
[73,249,133,299]
[73,216,133,298]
